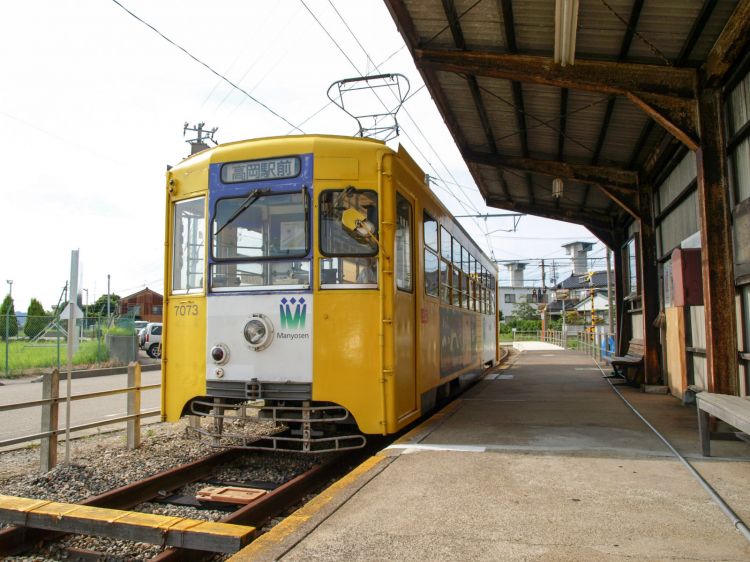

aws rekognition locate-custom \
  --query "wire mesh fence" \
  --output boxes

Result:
[2,314,140,377]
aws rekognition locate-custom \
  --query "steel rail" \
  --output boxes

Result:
[149,448,374,562]
[0,447,244,556]
[0,384,161,412]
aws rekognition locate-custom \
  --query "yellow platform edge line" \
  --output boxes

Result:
[229,453,391,561]
[0,494,254,538]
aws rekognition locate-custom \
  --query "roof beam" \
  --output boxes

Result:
[486,197,614,232]
[417,48,700,148]
[495,0,534,204]
[703,0,750,88]
[440,0,499,154]
[464,150,638,192]
[586,226,616,250]
[582,0,643,214]
[626,92,698,150]
[415,49,698,99]
[596,184,641,221]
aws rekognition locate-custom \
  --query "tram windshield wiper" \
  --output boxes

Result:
[215,188,270,236]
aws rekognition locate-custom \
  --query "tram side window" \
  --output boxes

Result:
[396,194,413,292]
[319,189,379,287]
[441,226,452,261]
[424,249,439,297]
[424,212,438,252]
[440,257,450,303]
[172,197,205,294]
[423,212,439,298]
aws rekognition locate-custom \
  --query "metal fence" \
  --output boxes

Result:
[0,363,160,472]
[2,314,139,377]
[511,328,616,364]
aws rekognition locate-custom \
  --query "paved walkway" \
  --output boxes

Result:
[234,349,750,562]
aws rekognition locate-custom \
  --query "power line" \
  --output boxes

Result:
[300,0,492,253]
[110,0,303,133]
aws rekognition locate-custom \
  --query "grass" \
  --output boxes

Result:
[1,339,109,376]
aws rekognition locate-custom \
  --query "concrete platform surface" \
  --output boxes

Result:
[232,349,750,562]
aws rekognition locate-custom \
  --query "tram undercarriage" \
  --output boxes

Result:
[188,396,367,453]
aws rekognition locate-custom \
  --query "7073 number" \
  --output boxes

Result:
[174,304,199,316]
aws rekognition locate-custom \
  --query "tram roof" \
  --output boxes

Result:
[383,0,750,246]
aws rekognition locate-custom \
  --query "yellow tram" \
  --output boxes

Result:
[161,134,498,451]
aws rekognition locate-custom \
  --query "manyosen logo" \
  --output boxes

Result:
[279,297,307,330]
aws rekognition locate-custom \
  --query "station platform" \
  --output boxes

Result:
[233,349,750,561]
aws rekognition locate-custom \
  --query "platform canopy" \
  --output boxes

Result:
[383,0,750,246]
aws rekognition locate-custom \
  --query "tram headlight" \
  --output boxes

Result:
[210,344,229,365]
[243,314,273,351]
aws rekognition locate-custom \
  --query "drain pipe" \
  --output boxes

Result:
[595,360,750,543]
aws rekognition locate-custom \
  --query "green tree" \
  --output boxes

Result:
[89,294,121,317]
[511,302,540,321]
[0,295,18,340]
[24,298,49,339]
[564,311,585,325]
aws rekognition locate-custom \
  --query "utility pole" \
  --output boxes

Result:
[65,250,79,465]
[540,260,546,299]
[107,274,111,322]
[5,279,12,377]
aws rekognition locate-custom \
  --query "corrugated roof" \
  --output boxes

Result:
[384,0,742,240]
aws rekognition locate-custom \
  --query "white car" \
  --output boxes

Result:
[142,322,162,358]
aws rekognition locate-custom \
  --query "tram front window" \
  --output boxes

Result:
[210,190,310,290]
[319,188,379,288]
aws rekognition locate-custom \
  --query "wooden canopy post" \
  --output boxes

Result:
[695,89,739,395]
[613,236,630,357]
[637,183,662,386]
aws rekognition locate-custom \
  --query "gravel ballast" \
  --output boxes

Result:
[0,418,323,561]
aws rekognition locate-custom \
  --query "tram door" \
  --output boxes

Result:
[394,192,417,419]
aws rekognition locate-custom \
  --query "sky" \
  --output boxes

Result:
[0,0,605,312]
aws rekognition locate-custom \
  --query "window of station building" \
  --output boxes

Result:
[424,212,438,252]
[172,196,205,294]
[505,293,516,304]
[395,194,413,292]
[625,237,639,296]
[728,72,750,203]
[727,71,750,291]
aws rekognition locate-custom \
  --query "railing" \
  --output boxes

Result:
[510,330,542,342]
[571,330,616,363]
[0,362,159,472]
[520,328,617,363]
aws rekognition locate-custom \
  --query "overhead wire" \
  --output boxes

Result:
[311,0,496,257]
[300,0,491,240]
[109,0,304,133]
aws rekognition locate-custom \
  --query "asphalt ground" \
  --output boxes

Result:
[233,347,750,562]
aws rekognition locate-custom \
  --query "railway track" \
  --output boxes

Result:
[0,445,376,561]
[0,359,508,561]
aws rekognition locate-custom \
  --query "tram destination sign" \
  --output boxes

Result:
[222,156,301,183]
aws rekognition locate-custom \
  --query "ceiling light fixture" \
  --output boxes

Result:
[554,0,579,67]
[553,177,564,199]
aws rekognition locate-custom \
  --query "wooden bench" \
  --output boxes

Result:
[610,338,644,385]
[696,392,750,456]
